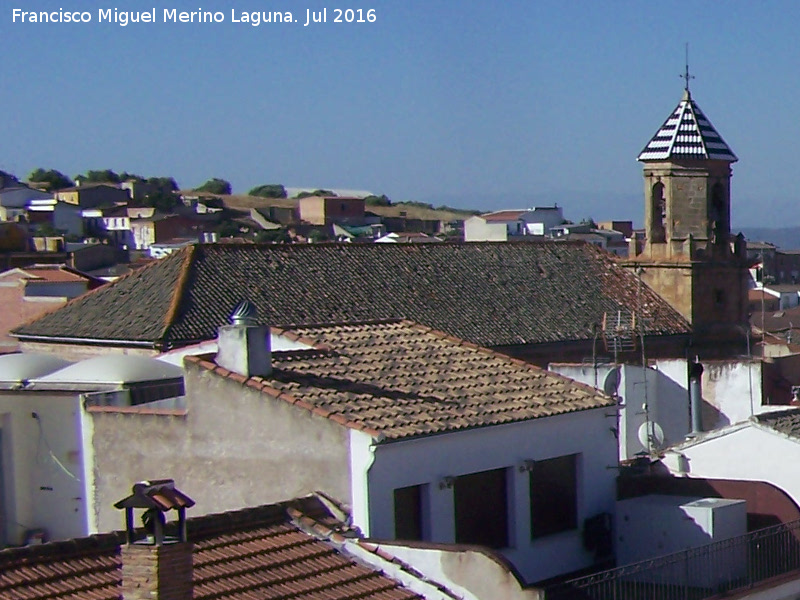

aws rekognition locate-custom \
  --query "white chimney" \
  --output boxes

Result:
[216,300,271,377]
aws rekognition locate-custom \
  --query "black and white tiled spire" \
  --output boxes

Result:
[638,90,737,162]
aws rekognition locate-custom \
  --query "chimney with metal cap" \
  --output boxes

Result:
[114,479,195,600]
[216,299,271,377]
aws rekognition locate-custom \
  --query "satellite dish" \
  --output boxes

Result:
[638,421,665,451]
[602,367,621,397]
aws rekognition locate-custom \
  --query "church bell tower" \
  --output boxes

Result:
[626,76,749,346]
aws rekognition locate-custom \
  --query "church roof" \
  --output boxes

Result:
[638,90,737,163]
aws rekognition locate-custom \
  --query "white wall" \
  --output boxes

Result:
[550,363,690,461]
[464,217,507,242]
[553,359,767,460]
[361,541,542,600]
[663,425,800,504]
[699,360,763,428]
[0,392,88,545]
[351,408,618,584]
[523,208,563,232]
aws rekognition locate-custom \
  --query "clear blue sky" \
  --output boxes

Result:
[4,1,798,227]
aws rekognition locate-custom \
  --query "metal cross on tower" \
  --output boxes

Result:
[680,43,695,92]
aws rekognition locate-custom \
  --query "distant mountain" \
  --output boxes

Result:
[740,227,800,250]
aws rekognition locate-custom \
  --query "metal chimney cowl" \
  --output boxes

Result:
[216,300,271,378]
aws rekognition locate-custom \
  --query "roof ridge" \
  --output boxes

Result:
[186,495,329,538]
[159,244,197,350]
[10,249,184,339]
[0,531,124,566]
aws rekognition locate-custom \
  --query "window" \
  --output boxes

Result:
[710,183,727,244]
[530,454,578,538]
[454,468,508,548]
[394,485,424,541]
[651,182,666,243]
[714,289,725,308]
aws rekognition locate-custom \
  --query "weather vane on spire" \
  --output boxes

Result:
[680,42,695,93]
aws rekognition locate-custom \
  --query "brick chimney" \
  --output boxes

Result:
[216,299,271,377]
[114,480,195,600]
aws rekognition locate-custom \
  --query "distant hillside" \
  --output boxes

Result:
[217,194,475,222]
[740,227,800,251]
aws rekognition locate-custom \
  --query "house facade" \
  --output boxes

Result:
[54,183,130,209]
[464,206,565,242]
[662,410,800,510]
[0,353,185,545]
[298,195,366,225]
[6,317,619,584]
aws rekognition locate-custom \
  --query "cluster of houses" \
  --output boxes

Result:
[3,86,800,600]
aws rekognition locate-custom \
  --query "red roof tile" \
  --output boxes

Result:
[0,497,421,600]
[188,320,615,441]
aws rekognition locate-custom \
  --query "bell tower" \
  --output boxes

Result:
[626,76,749,347]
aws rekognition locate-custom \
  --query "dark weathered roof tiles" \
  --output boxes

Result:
[13,242,690,350]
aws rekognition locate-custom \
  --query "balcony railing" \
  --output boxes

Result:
[544,518,800,600]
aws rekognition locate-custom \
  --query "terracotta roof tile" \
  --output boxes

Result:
[13,242,689,349]
[0,497,421,600]
[192,320,615,441]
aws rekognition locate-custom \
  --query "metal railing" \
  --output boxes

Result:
[544,519,800,600]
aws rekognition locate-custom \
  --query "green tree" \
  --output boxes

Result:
[118,172,144,183]
[77,169,121,184]
[216,220,241,238]
[148,176,179,192]
[145,192,179,213]
[295,189,336,199]
[308,229,330,243]
[27,168,73,190]
[254,229,290,243]
[248,184,287,199]
[364,194,391,206]
[195,178,232,195]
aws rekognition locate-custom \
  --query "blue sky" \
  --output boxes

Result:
[3,1,799,227]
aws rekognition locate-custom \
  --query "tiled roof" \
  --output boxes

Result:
[0,496,422,600]
[20,265,98,283]
[756,409,800,439]
[188,320,616,441]
[481,210,528,222]
[13,242,690,349]
[638,90,737,162]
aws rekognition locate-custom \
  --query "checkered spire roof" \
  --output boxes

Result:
[638,90,737,162]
